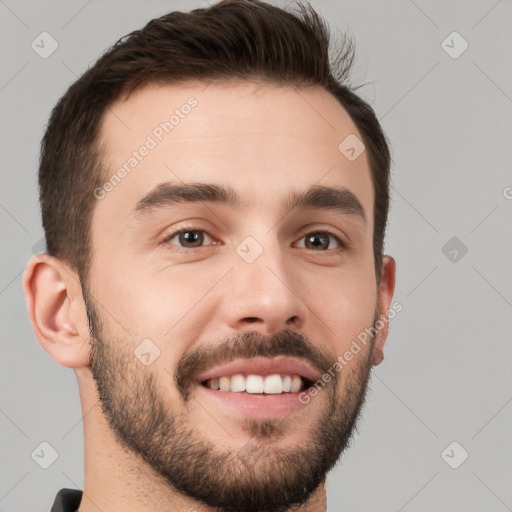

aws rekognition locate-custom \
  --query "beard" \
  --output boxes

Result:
[84,288,377,512]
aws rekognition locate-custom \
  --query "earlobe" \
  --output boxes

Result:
[372,255,397,366]
[22,254,91,369]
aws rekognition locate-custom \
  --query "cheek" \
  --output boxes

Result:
[96,258,228,340]
[300,266,376,350]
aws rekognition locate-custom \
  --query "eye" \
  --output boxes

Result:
[295,231,344,251]
[164,227,216,249]
[161,227,345,253]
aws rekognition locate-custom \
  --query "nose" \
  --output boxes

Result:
[220,240,309,336]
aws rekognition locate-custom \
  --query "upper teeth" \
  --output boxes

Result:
[204,374,304,394]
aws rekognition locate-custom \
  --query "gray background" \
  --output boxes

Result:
[1,0,511,510]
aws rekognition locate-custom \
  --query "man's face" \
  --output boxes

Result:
[85,81,385,511]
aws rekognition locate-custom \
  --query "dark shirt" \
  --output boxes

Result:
[50,488,83,512]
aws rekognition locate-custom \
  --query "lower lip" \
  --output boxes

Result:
[196,383,310,418]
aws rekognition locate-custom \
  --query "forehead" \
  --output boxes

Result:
[95,80,373,226]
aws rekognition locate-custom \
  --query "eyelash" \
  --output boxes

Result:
[161,225,346,254]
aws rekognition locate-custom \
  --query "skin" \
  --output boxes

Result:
[23,80,395,512]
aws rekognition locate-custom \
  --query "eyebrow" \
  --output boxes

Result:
[131,182,367,224]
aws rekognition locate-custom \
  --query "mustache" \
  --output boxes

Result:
[175,329,338,400]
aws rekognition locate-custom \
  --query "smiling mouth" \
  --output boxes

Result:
[200,373,313,394]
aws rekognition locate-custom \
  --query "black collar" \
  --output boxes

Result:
[50,488,83,512]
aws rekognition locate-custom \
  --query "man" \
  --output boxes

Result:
[22,0,396,511]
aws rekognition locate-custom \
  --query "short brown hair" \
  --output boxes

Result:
[39,0,391,286]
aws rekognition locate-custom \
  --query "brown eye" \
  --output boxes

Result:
[165,229,214,249]
[297,231,343,251]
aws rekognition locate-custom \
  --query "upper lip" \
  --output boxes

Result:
[196,356,322,383]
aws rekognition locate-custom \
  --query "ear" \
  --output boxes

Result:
[371,255,396,366]
[22,254,91,368]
